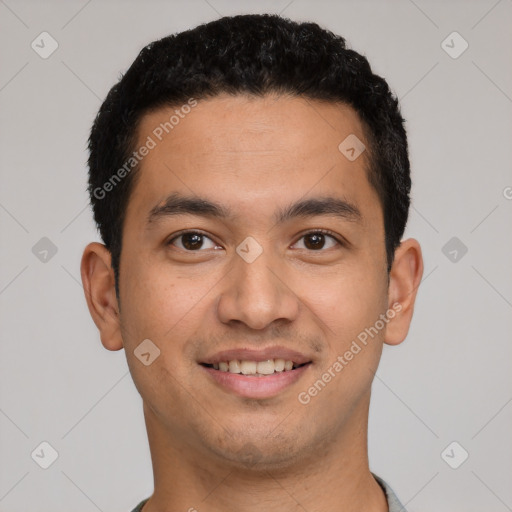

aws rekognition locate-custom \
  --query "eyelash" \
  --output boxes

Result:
[166,229,344,251]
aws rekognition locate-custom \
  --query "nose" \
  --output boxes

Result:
[216,245,300,330]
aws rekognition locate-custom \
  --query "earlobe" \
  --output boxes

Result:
[80,242,124,351]
[384,238,424,346]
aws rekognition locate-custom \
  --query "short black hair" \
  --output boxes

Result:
[87,13,411,299]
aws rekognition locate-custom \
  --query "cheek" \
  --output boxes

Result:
[119,258,218,412]
[302,262,388,382]
[121,257,176,329]
[119,255,223,357]
[296,270,387,418]
[302,260,388,332]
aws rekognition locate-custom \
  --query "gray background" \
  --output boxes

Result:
[0,0,511,510]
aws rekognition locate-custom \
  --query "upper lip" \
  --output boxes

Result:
[200,346,312,365]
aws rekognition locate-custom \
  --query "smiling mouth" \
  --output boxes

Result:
[200,359,311,377]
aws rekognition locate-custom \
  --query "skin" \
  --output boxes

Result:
[81,93,423,512]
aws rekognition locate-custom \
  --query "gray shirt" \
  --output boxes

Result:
[129,473,406,511]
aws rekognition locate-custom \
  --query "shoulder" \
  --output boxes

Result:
[372,472,407,512]
[129,497,150,512]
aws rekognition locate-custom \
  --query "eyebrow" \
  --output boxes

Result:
[146,192,362,228]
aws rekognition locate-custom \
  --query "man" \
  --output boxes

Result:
[81,13,423,512]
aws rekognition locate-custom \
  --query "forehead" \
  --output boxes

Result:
[126,93,378,228]
[138,93,366,157]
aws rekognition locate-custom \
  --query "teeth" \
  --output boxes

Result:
[228,360,241,373]
[256,360,275,375]
[274,358,285,372]
[240,360,257,375]
[213,358,299,374]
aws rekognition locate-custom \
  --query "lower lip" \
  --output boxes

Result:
[200,364,311,399]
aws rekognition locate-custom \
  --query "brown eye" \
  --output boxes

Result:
[293,231,340,251]
[304,233,326,250]
[168,231,218,251]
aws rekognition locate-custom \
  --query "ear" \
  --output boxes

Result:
[384,238,424,346]
[80,242,124,351]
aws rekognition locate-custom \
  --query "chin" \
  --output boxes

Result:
[204,427,310,472]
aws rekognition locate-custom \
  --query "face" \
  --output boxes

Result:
[100,94,398,468]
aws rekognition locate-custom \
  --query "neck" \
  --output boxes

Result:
[140,392,388,512]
